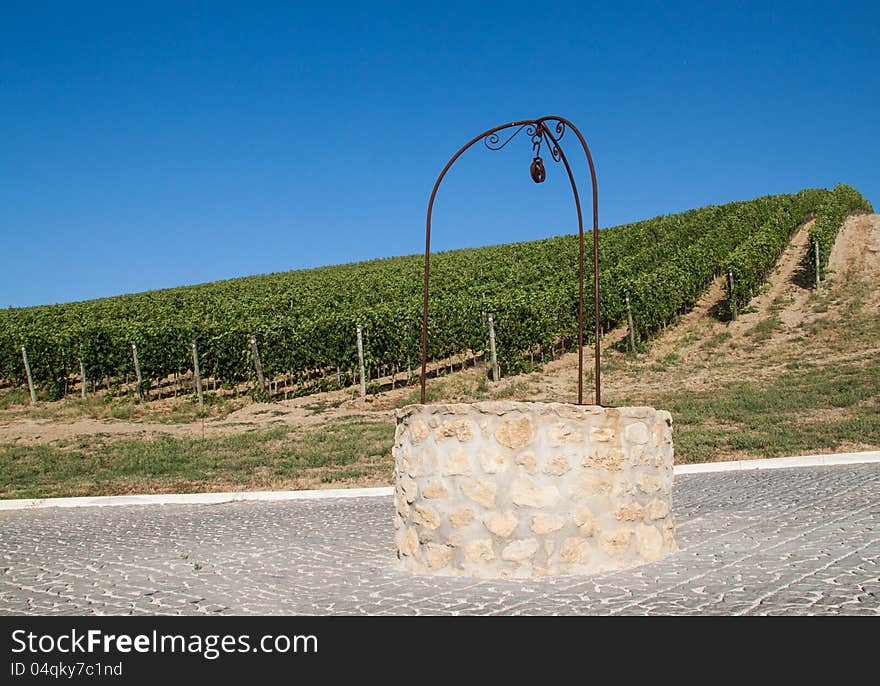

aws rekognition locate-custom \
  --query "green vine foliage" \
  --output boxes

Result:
[808,184,874,279]
[723,186,872,312]
[0,186,871,396]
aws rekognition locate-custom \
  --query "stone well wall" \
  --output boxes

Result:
[393,401,675,577]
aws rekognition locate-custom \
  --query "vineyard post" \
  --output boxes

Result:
[191,340,204,408]
[79,353,87,399]
[20,345,37,404]
[131,342,145,401]
[487,313,500,382]
[248,336,267,394]
[727,272,738,321]
[625,291,636,353]
[356,325,366,398]
[814,240,821,288]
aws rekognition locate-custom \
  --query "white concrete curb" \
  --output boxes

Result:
[0,486,395,511]
[0,450,877,512]
[673,450,880,475]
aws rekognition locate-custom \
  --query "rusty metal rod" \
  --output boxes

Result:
[421,116,599,406]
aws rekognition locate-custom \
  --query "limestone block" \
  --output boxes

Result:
[543,455,571,476]
[621,407,655,419]
[636,523,664,561]
[400,478,418,503]
[466,539,496,563]
[442,450,472,476]
[437,419,474,443]
[548,422,584,447]
[461,478,497,508]
[501,538,539,562]
[623,422,650,445]
[663,521,676,547]
[424,544,452,569]
[449,508,475,527]
[511,476,559,508]
[615,502,645,522]
[573,472,614,498]
[647,498,671,520]
[401,527,419,557]
[589,426,616,443]
[409,420,429,444]
[601,530,634,557]
[531,514,565,534]
[636,473,666,494]
[495,417,534,449]
[560,537,591,564]
[478,448,509,474]
[582,448,626,471]
[515,452,538,474]
[406,445,437,478]
[574,506,600,537]
[413,503,441,529]
[422,481,449,499]
[484,511,519,538]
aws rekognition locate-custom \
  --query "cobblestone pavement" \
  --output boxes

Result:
[1,465,878,615]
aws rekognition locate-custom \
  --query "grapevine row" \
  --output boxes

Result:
[0,186,871,400]
[808,184,874,279]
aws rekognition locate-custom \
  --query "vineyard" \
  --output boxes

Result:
[0,184,872,402]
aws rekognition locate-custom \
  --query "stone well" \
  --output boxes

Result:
[393,401,676,577]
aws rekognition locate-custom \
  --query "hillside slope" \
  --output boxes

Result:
[0,187,871,401]
[1,213,878,497]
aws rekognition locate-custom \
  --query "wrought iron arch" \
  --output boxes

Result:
[420,116,601,405]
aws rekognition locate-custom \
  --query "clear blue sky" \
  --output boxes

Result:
[2,1,878,308]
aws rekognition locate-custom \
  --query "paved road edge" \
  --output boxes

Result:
[2,450,878,511]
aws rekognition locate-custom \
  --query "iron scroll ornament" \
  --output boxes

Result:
[420,116,601,405]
